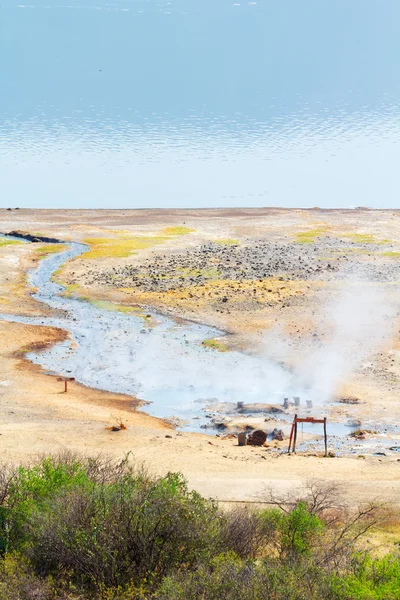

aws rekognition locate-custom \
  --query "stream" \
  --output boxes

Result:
[0,239,301,432]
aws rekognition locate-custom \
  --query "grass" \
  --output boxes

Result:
[51,267,64,285]
[175,266,220,279]
[56,293,150,321]
[294,227,330,243]
[342,233,391,244]
[35,244,66,257]
[382,251,400,258]
[202,338,228,352]
[214,238,240,246]
[61,284,90,301]
[81,226,193,260]
[161,226,195,235]
[83,236,169,259]
[90,299,147,317]
[0,239,22,247]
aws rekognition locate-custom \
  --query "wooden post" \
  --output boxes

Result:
[288,421,295,453]
[57,376,75,393]
[292,413,298,454]
[323,417,327,457]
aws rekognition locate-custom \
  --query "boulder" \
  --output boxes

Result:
[247,430,267,446]
[271,428,284,441]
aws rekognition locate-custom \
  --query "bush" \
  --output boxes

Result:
[29,471,221,592]
[0,553,53,600]
[332,553,400,600]
[0,454,398,599]
[219,506,277,558]
[156,553,335,600]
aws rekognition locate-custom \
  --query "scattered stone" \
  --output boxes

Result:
[271,428,284,441]
[221,433,237,440]
[247,430,267,446]
[214,422,228,431]
[338,396,361,404]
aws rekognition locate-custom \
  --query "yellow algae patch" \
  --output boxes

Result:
[161,226,195,235]
[214,238,240,246]
[71,225,131,235]
[83,235,168,259]
[90,299,146,317]
[341,233,391,244]
[0,239,22,247]
[381,251,400,258]
[61,284,89,300]
[0,275,33,305]
[51,267,65,285]
[175,266,220,279]
[294,227,330,243]
[35,244,66,258]
[202,338,228,352]
[81,226,194,260]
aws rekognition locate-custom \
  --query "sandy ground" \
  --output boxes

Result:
[1,208,400,505]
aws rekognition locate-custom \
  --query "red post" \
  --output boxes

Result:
[288,421,295,453]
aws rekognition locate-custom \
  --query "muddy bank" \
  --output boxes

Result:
[4,230,63,244]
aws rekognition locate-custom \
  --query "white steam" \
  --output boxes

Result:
[291,282,395,404]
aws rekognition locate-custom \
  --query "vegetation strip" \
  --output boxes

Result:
[0,454,399,599]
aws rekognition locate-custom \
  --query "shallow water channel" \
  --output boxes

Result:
[0,239,302,431]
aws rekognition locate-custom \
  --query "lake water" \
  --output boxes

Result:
[1,0,400,209]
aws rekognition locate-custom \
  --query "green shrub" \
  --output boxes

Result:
[0,454,397,599]
[219,506,278,558]
[0,553,53,600]
[0,455,92,553]
[264,502,325,563]
[156,553,335,600]
[332,553,400,600]
[29,472,221,592]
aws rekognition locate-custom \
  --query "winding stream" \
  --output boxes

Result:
[0,239,300,431]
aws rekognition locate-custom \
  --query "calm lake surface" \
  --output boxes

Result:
[1,0,400,209]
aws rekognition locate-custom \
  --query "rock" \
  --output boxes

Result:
[214,422,228,430]
[7,230,62,244]
[271,428,284,441]
[165,435,173,438]
[247,430,267,446]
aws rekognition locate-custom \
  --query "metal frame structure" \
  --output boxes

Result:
[288,413,328,457]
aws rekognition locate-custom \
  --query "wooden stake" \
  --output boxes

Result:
[288,421,295,453]
[57,376,75,393]
[292,413,298,454]
[323,417,327,457]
